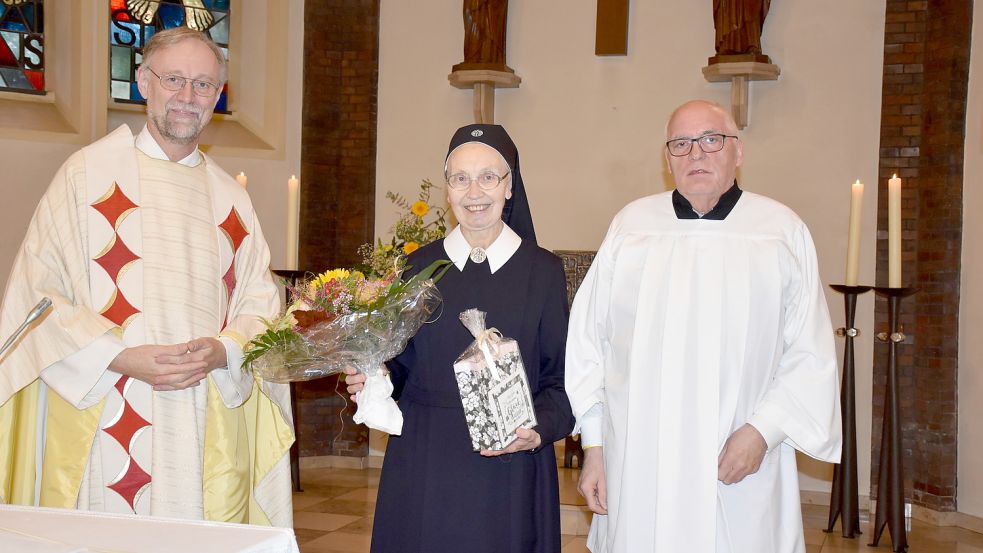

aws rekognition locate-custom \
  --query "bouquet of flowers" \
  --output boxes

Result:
[358,179,448,276]
[244,260,451,434]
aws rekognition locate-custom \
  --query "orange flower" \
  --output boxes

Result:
[403,242,420,255]
[411,201,429,217]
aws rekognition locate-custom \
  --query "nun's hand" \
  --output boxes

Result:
[342,366,366,401]
[479,427,542,457]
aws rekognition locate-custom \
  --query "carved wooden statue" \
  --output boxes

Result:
[712,0,771,58]
[454,0,512,72]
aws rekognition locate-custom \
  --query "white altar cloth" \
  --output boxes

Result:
[0,504,300,553]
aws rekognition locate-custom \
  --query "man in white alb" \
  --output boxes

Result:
[566,100,841,552]
[0,27,293,526]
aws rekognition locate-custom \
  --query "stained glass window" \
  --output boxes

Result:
[109,0,231,113]
[0,0,45,95]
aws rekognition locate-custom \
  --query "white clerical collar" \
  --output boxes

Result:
[443,224,522,274]
[135,125,202,167]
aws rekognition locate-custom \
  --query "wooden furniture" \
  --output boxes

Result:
[553,250,598,469]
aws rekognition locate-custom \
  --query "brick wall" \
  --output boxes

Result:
[294,375,369,457]
[873,0,970,511]
[295,0,381,457]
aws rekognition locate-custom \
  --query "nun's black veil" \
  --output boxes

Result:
[445,124,537,244]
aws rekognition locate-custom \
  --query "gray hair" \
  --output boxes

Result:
[141,26,227,85]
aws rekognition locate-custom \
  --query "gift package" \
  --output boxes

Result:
[453,309,537,451]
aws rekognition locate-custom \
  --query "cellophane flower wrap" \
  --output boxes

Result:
[244,260,451,434]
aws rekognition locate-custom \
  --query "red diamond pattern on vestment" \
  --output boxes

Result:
[103,385,150,454]
[92,182,138,230]
[91,183,149,514]
[218,207,248,326]
[94,235,139,283]
[218,207,249,253]
[107,456,152,511]
[100,289,140,328]
[222,263,236,305]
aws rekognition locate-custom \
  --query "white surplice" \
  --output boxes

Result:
[566,191,841,553]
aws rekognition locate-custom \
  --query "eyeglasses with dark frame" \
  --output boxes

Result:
[445,170,511,191]
[665,133,738,157]
[145,67,220,98]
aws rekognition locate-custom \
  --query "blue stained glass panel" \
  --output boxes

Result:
[20,5,35,31]
[1,20,27,33]
[130,81,144,102]
[0,67,29,89]
[214,0,230,10]
[209,14,228,45]
[214,92,227,113]
[1,0,44,95]
[157,3,183,29]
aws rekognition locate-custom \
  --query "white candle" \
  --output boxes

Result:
[235,171,247,187]
[888,174,902,287]
[845,179,863,286]
[286,175,300,270]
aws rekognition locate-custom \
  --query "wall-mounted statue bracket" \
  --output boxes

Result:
[702,58,779,130]
[449,0,521,123]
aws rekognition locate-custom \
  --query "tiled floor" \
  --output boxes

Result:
[292,465,983,552]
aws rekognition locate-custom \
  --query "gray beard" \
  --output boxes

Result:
[149,108,203,146]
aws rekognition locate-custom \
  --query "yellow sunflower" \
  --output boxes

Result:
[308,268,351,293]
[411,201,429,217]
[403,242,420,255]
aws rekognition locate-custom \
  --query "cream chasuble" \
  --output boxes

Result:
[566,191,841,553]
[0,125,294,527]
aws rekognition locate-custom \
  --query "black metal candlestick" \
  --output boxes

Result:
[825,284,871,539]
[272,268,311,493]
[869,286,917,552]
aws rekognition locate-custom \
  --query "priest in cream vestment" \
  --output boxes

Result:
[566,100,841,552]
[0,28,293,526]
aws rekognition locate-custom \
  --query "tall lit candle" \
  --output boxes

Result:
[235,171,247,188]
[888,174,902,287]
[845,179,863,286]
[286,175,300,270]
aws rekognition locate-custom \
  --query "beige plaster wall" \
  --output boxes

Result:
[958,5,983,519]
[375,1,888,495]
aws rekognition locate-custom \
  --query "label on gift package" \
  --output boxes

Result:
[488,369,536,443]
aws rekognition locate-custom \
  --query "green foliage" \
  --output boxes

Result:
[359,179,448,276]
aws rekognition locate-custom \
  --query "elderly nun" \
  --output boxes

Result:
[346,123,574,553]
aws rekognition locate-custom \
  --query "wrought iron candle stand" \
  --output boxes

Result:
[869,286,917,553]
[272,268,310,493]
[825,284,872,539]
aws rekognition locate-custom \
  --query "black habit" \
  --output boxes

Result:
[370,238,574,553]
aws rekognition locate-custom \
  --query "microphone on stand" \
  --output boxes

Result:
[0,297,53,359]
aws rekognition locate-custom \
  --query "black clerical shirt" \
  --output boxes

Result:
[672,182,743,220]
